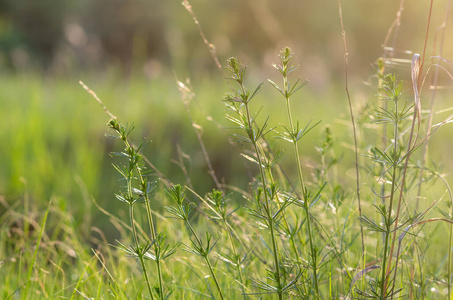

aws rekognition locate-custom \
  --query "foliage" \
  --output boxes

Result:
[2,1,453,299]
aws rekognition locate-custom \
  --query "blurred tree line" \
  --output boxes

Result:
[0,0,169,74]
[0,0,448,80]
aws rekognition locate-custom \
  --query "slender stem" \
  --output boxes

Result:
[242,86,283,299]
[413,27,449,300]
[418,0,434,87]
[379,2,405,280]
[380,164,398,298]
[136,165,165,298]
[129,203,139,247]
[127,173,139,247]
[281,58,318,295]
[130,203,154,299]
[250,138,283,299]
[121,127,165,299]
[223,219,247,299]
[185,221,225,300]
[289,101,319,294]
[415,0,448,208]
[147,204,165,300]
[263,141,302,267]
[379,70,388,251]
[205,257,226,300]
[380,101,399,298]
[337,0,365,256]
[155,259,164,299]
[389,111,418,299]
[261,118,301,266]
[139,254,155,299]
[137,166,157,240]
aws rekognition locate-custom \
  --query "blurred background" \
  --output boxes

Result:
[3,0,451,78]
[1,0,452,236]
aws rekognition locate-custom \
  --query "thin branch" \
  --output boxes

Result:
[337,0,364,253]
[182,0,223,73]
[79,80,172,188]
[176,79,222,191]
[79,80,117,120]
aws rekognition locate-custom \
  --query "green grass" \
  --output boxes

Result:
[1,60,451,299]
[1,58,453,298]
[2,1,453,298]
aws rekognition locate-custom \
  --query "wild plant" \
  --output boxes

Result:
[85,41,453,299]
[351,57,453,298]
[223,50,344,298]
[4,1,453,299]
[165,184,226,299]
[81,4,453,295]
[224,57,290,299]
[268,47,324,296]
[204,189,248,299]
[107,118,178,300]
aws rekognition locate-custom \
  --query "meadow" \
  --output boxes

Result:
[2,1,453,299]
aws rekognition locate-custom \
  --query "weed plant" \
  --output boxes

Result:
[82,45,453,299]
[2,1,453,299]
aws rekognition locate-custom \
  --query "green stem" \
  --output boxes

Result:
[248,117,283,299]
[124,131,164,299]
[139,254,154,299]
[185,220,225,300]
[206,258,226,300]
[155,257,164,299]
[224,219,247,299]
[130,203,154,299]
[137,166,165,299]
[285,86,318,295]
[379,165,397,299]
[128,196,139,247]
[137,167,157,240]
[380,102,399,299]
[389,110,419,298]
[264,140,302,266]
[240,84,283,299]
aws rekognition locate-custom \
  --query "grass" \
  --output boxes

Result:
[2,0,453,299]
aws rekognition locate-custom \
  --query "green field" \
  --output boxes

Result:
[2,1,453,299]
